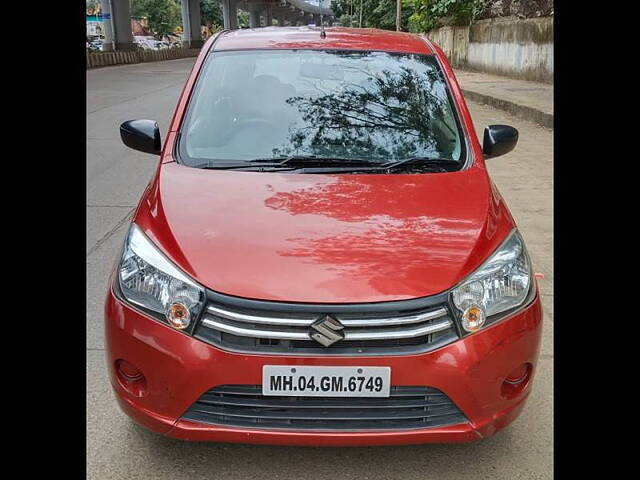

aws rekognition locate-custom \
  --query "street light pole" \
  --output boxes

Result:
[359,0,363,28]
[396,0,401,31]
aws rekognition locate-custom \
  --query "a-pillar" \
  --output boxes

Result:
[222,0,239,30]
[111,0,136,51]
[181,0,203,48]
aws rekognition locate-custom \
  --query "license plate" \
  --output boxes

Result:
[262,365,391,397]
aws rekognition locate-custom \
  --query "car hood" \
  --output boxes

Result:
[135,162,514,304]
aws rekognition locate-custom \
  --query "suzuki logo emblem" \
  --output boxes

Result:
[310,315,345,347]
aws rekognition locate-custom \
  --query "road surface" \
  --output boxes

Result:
[87,58,553,480]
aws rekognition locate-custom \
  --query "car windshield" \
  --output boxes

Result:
[178,49,466,169]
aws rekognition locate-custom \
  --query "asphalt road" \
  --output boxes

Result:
[87,58,553,479]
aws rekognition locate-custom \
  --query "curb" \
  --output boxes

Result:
[86,48,200,69]
[461,89,553,129]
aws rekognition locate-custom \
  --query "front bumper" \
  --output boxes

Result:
[104,288,543,446]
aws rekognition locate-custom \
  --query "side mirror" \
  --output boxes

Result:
[120,119,161,155]
[482,125,518,158]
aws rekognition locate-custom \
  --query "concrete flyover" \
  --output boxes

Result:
[100,0,335,51]
[218,0,334,30]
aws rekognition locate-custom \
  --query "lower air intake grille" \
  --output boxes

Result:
[181,385,468,431]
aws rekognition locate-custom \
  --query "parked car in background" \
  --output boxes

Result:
[132,35,176,50]
[86,35,103,52]
[106,27,542,446]
[133,35,156,50]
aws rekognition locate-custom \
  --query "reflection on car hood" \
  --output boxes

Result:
[135,162,514,304]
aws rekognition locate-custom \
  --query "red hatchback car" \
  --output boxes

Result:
[105,27,542,446]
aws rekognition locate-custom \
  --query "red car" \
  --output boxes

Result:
[106,27,542,446]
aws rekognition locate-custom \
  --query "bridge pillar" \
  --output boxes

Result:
[249,4,261,28]
[110,0,135,50]
[222,0,239,30]
[98,0,115,51]
[181,0,203,48]
[265,6,273,26]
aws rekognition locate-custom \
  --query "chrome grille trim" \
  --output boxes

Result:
[195,289,459,355]
[206,305,315,326]
[344,320,452,340]
[339,308,448,326]
[201,316,453,341]
[206,304,448,327]
[201,318,310,340]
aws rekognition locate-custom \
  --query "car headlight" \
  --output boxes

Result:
[117,223,205,331]
[452,229,533,333]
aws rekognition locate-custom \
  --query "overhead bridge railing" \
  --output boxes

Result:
[286,0,334,16]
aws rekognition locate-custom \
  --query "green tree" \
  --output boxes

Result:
[333,0,490,33]
[333,0,417,31]
[408,0,488,32]
[237,10,250,28]
[273,52,456,161]
[200,0,223,30]
[131,0,182,39]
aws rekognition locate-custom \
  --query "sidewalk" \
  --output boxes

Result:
[454,70,553,129]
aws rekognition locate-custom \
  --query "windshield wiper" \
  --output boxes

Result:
[193,156,377,170]
[382,156,460,171]
[250,155,379,167]
[192,161,290,170]
[191,156,459,173]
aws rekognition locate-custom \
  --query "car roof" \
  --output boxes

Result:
[212,26,435,56]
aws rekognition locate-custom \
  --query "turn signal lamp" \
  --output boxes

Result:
[167,302,191,330]
[461,305,485,332]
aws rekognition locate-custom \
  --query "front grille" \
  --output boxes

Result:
[182,385,468,431]
[193,295,459,355]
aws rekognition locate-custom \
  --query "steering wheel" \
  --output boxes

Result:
[187,96,236,147]
[187,95,280,150]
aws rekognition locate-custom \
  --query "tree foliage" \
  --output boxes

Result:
[333,0,482,32]
[131,0,182,38]
[333,0,413,30]
[200,0,223,29]
[333,0,550,33]
[407,0,487,32]
[273,52,456,161]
